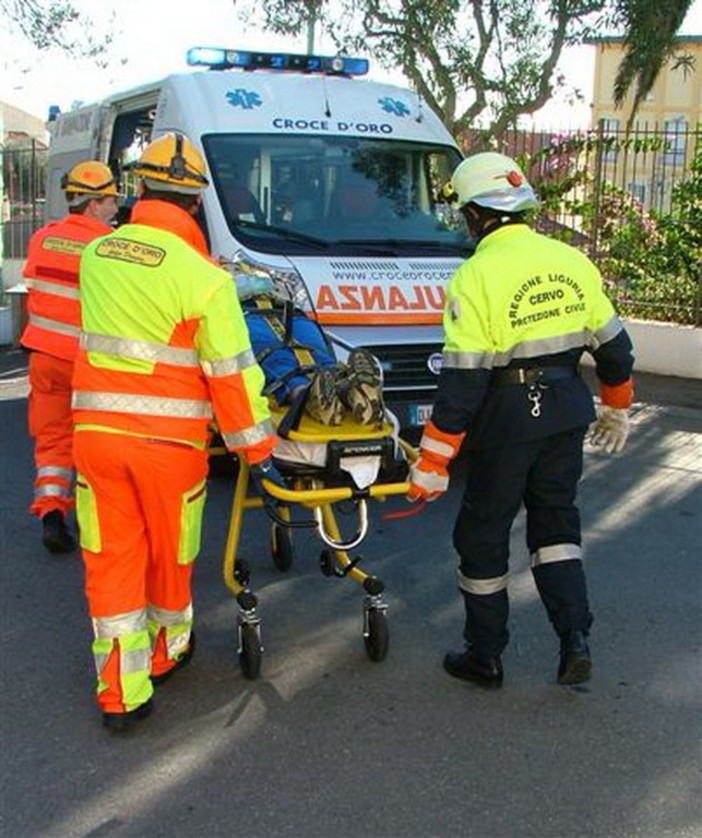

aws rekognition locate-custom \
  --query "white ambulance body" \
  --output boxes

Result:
[45,49,471,427]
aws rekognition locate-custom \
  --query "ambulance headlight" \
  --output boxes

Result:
[228,252,312,310]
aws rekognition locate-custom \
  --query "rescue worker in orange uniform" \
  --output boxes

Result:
[21,162,118,553]
[409,153,635,689]
[72,133,278,730]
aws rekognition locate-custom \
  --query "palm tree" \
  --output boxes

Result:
[613,0,696,124]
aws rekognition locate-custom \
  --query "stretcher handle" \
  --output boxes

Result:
[260,500,317,529]
[313,500,369,551]
[261,479,410,504]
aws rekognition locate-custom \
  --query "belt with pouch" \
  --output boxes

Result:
[490,365,577,386]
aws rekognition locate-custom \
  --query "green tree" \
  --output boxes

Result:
[1,0,113,57]
[236,0,606,140]
[235,0,695,137]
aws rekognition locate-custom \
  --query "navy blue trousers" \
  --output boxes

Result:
[452,428,592,658]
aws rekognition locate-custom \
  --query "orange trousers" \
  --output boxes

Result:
[73,430,208,713]
[28,351,75,518]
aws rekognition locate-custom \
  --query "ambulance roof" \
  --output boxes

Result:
[154,70,456,146]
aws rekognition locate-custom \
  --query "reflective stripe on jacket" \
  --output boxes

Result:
[21,214,112,361]
[72,200,275,458]
[431,224,634,447]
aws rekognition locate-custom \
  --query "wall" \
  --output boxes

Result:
[581,319,702,379]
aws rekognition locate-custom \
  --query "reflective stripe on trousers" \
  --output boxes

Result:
[457,570,509,595]
[148,603,193,660]
[92,608,153,713]
[531,543,583,567]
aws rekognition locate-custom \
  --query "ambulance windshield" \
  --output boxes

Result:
[203,134,470,256]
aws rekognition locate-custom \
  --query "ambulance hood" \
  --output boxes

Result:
[285,253,462,326]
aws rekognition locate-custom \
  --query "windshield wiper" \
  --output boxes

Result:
[235,220,330,249]
[408,239,475,254]
[332,238,401,256]
[336,238,472,255]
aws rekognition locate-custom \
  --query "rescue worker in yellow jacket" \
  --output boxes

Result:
[409,152,634,689]
[21,162,118,553]
[72,133,277,730]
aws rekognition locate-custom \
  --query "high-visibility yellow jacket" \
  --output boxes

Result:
[432,223,634,448]
[72,199,275,462]
[21,213,112,361]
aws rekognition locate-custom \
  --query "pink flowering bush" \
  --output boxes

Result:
[525,133,701,325]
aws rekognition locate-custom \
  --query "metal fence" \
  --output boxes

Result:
[1,139,47,263]
[2,124,701,324]
[461,120,702,325]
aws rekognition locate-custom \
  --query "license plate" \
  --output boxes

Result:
[409,403,433,425]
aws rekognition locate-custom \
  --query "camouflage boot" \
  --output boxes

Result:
[337,349,384,426]
[305,367,345,425]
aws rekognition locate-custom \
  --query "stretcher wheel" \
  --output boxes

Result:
[238,622,262,680]
[319,549,335,577]
[364,608,389,662]
[271,523,294,572]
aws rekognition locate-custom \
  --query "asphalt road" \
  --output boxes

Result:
[1,350,701,838]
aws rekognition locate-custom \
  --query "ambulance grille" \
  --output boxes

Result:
[365,343,443,391]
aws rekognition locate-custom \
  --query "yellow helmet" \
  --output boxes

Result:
[61,161,118,199]
[133,132,209,194]
[450,152,538,212]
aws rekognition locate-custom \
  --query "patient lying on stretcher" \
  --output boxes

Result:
[237,276,385,428]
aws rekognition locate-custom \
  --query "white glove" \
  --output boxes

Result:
[589,405,630,454]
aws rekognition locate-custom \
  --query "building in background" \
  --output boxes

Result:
[1,102,48,146]
[589,35,701,212]
[1,102,48,342]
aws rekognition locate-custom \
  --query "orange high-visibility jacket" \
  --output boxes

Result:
[72,200,275,462]
[21,214,113,361]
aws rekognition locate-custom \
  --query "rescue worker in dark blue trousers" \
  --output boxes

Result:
[408,152,635,688]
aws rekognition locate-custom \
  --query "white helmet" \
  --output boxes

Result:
[450,152,538,212]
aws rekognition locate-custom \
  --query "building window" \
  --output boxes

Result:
[663,117,688,167]
[600,118,620,162]
[628,182,646,206]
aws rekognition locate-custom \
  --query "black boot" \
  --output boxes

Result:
[102,698,154,732]
[41,510,76,554]
[443,647,504,689]
[558,630,592,685]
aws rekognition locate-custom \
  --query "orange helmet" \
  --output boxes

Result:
[61,161,118,203]
[133,132,209,194]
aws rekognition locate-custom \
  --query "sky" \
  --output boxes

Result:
[1,0,701,130]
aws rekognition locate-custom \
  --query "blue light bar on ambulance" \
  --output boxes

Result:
[186,47,369,76]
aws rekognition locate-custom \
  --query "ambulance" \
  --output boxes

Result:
[45,48,472,427]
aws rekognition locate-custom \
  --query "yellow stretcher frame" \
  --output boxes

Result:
[215,413,417,680]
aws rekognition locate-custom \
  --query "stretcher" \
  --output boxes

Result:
[216,406,417,680]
